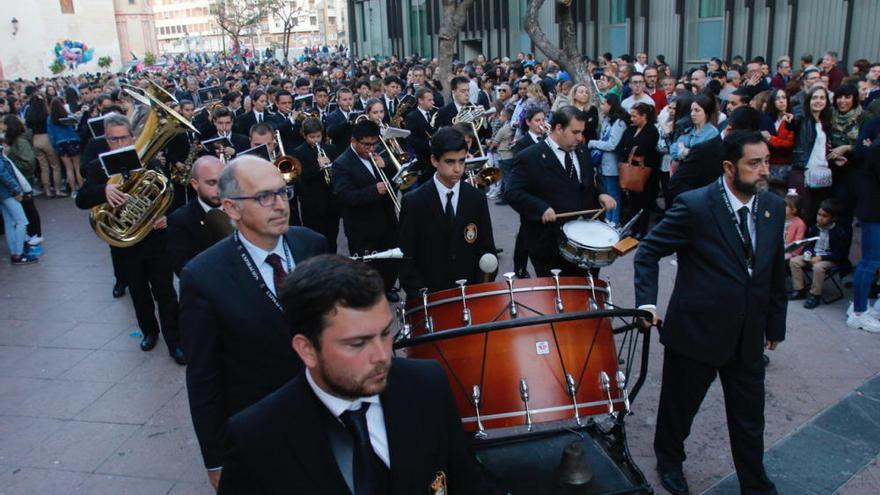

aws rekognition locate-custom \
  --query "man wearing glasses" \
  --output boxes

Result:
[621,72,656,112]
[75,114,186,365]
[332,119,401,301]
[179,155,327,490]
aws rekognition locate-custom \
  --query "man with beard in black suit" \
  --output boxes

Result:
[218,255,498,495]
[167,155,225,275]
[325,87,358,146]
[506,106,617,277]
[331,119,400,301]
[399,128,496,296]
[635,131,785,495]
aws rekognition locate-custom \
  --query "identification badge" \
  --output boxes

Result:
[430,471,447,494]
[464,223,478,244]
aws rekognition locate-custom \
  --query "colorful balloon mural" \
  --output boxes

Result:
[53,40,95,67]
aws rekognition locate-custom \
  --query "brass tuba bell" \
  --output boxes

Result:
[89,89,199,248]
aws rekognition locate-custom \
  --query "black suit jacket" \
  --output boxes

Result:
[166,199,217,276]
[403,108,435,177]
[667,135,722,200]
[434,101,459,128]
[292,142,339,219]
[331,147,398,253]
[506,141,603,256]
[633,182,787,366]
[233,110,279,136]
[200,132,250,156]
[179,227,328,468]
[218,359,497,495]
[399,179,495,296]
[325,108,354,145]
[511,134,539,157]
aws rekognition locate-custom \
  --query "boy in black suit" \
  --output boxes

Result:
[219,255,497,494]
[293,118,341,253]
[399,128,496,297]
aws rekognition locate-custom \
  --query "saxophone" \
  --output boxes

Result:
[171,136,201,185]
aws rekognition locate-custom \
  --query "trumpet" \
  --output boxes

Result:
[369,151,400,215]
[317,143,332,185]
[273,131,303,184]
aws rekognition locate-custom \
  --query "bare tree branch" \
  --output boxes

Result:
[266,0,302,61]
[436,0,475,100]
[525,0,593,100]
[212,0,267,57]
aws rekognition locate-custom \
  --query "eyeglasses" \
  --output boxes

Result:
[230,186,294,207]
[106,135,132,144]
[357,139,379,147]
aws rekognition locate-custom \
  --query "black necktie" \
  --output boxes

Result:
[256,112,262,123]
[339,403,380,495]
[264,253,287,293]
[737,206,753,261]
[445,190,455,225]
[564,151,576,180]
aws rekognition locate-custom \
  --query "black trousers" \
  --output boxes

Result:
[21,195,41,237]
[513,215,529,273]
[302,209,340,254]
[655,347,776,495]
[121,248,180,350]
[349,238,399,293]
[110,246,127,286]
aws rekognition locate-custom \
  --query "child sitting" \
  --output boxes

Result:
[783,193,807,261]
[788,198,852,309]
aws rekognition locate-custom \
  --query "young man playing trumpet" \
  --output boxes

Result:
[293,118,341,253]
[331,119,401,301]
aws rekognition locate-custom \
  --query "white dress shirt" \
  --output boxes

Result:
[433,173,460,215]
[306,370,390,467]
[254,111,264,123]
[544,136,581,181]
[238,233,292,296]
[721,176,756,251]
[527,131,543,144]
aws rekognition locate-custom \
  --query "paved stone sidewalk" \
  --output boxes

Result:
[0,197,878,494]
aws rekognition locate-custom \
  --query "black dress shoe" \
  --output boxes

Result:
[170,348,186,366]
[762,353,771,366]
[112,283,126,298]
[386,291,400,303]
[803,294,821,309]
[515,269,531,279]
[658,470,690,495]
[140,334,159,352]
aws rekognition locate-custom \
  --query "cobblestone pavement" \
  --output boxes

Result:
[0,196,877,494]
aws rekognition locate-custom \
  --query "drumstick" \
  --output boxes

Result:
[590,207,606,220]
[555,209,603,220]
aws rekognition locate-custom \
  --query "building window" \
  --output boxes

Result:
[697,0,723,60]
[60,0,74,14]
[310,16,317,26]
[608,0,627,56]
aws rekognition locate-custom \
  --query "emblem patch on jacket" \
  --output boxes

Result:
[430,470,447,494]
[464,223,478,244]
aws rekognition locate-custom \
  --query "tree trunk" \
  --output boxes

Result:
[436,0,474,100]
[525,0,593,101]
[283,29,291,61]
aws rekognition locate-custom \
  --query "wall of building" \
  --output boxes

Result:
[0,0,123,79]
[350,0,880,77]
[114,0,159,63]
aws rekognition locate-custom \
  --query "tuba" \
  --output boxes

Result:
[89,89,199,248]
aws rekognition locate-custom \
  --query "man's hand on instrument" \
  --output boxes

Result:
[318,156,331,167]
[174,161,186,172]
[152,215,167,230]
[598,193,617,211]
[541,207,557,224]
[371,153,386,169]
[105,183,127,207]
[376,181,388,195]
[639,307,659,331]
[223,146,236,158]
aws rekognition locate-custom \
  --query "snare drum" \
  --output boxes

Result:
[403,277,626,434]
[559,220,621,268]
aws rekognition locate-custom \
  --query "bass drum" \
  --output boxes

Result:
[404,277,625,432]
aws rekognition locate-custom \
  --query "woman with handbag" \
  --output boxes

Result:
[618,103,661,238]
[791,85,834,226]
[587,94,628,224]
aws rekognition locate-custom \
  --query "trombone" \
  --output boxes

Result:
[368,151,400,215]
[273,130,303,184]
[379,125,419,191]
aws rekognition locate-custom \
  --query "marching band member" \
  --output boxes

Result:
[506,106,617,277]
[203,107,249,159]
[399,127,496,297]
[434,76,472,128]
[331,119,400,301]
[325,87,357,144]
[163,99,198,210]
[179,156,327,489]
[293,118,341,253]
[167,155,225,276]
[311,86,332,125]
[217,254,498,494]
[272,89,303,152]
[234,89,279,135]
[249,123,302,226]
[380,76,403,124]
[74,113,185,364]
[403,87,436,185]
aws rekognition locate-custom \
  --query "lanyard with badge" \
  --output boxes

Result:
[717,178,758,275]
[232,230,292,311]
